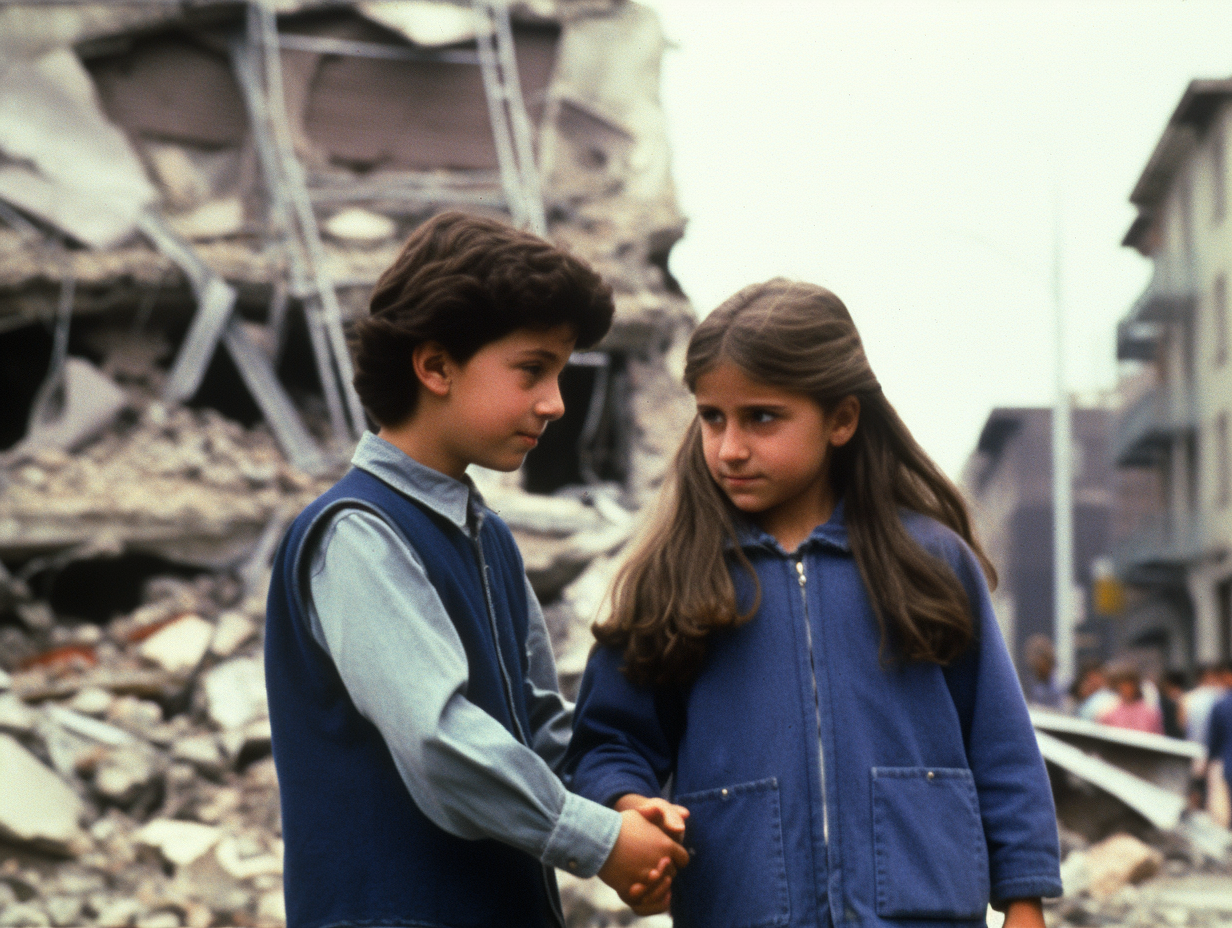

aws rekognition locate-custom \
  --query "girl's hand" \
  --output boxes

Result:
[614,793,690,841]
[1002,898,1045,928]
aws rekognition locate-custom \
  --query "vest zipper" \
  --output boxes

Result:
[796,558,830,845]
[473,536,528,745]
[475,534,562,928]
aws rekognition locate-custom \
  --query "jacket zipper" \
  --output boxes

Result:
[475,533,562,928]
[796,558,830,845]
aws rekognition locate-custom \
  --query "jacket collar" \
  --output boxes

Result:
[350,431,484,533]
[733,497,852,556]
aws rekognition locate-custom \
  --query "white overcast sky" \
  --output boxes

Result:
[638,0,1232,478]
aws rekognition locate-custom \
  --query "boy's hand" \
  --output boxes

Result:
[1002,898,1045,928]
[614,794,690,841]
[597,809,689,915]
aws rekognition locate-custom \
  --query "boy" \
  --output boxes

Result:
[265,212,687,928]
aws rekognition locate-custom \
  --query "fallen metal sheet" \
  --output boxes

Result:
[0,48,156,247]
[222,320,329,476]
[1031,707,1203,798]
[1036,728,1187,832]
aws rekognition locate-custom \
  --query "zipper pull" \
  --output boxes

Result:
[795,559,806,587]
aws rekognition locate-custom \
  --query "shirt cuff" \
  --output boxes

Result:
[542,791,622,879]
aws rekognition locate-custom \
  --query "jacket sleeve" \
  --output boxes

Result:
[307,510,621,878]
[941,537,1063,904]
[564,643,680,808]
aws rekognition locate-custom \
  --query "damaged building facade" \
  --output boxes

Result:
[0,2,694,925]
[1112,79,1232,669]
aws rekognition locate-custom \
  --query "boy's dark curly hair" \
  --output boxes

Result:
[351,210,615,427]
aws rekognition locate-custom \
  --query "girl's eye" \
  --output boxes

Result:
[749,409,777,424]
[521,364,545,379]
[698,409,723,426]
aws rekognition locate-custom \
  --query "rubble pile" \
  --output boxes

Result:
[1044,830,1232,928]
[0,570,283,928]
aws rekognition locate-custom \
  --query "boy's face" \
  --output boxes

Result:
[439,324,576,475]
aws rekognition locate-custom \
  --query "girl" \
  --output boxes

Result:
[565,280,1061,927]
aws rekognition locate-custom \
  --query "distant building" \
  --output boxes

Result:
[1114,79,1232,668]
[961,404,1114,681]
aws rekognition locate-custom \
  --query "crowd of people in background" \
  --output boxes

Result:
[1020,633,1232,827]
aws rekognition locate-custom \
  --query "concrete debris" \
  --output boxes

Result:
[0,49,157,248]
[165,197,246,242]
[8,357,128,463]
[0,734,87,855]
[208,611,257,659]
[202,658,267,731]
[134,819,222,868]
[322,207,396,244]
[1065,833,1164,900]
[137,614,214,674]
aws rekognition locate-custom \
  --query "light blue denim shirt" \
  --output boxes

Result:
[306,432,621,877]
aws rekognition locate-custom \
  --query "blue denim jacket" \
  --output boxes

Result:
[566,505,1062,928]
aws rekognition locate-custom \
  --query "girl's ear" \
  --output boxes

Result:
[828,395,860,448]
[412,342,454,398]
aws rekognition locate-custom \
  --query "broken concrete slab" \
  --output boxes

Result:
[0,49,157,248]
[0,693,36,735]
[208,611,256,659]
[322,206,396,244]
[1084,833,1163,900]
[1031,707,1204,799]
[7,358,128,462]
[1036,728,1187,835]
[133,819,222,868]
[170,733,226,777]
[0,733,87,855]
[137,613,214,674]
[202,657,267,730]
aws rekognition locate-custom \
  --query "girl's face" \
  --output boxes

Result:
[693,361,858,551]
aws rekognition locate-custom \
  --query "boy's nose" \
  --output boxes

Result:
[536,381,566,421]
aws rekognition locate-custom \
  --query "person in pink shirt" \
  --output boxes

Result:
[1100,663,1164,735]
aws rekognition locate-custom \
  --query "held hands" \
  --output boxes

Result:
[596,795,690,916]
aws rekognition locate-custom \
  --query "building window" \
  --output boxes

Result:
[1217,274,1229,368]
[1218,413,1230,509]
[1215,125,1227,225]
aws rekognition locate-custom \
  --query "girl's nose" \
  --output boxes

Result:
[536,380,565,421]
[718,427,749,462]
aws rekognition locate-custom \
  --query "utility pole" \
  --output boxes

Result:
[1052,200,1075,688]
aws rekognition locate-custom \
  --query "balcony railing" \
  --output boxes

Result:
[1126,256,1196,324]
[1112,512,1207,584]
[1112,383,1195,466]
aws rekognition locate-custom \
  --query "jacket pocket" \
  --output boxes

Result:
[871,766,989,920]
[673,777,790,928]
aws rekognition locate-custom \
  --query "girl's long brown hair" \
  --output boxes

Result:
[594,279,997,687]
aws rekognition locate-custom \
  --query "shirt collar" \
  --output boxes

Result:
[734,497,852,556]
[350,431,483,532]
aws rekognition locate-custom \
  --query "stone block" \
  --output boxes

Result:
[1085,832,1163,900]
[0,733,86,855]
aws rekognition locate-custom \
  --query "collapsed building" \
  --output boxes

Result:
[0,1,694,925]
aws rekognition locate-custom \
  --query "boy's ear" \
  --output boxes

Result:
[411,341,454,398]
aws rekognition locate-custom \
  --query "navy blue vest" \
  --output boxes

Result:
[265,467,560,928]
